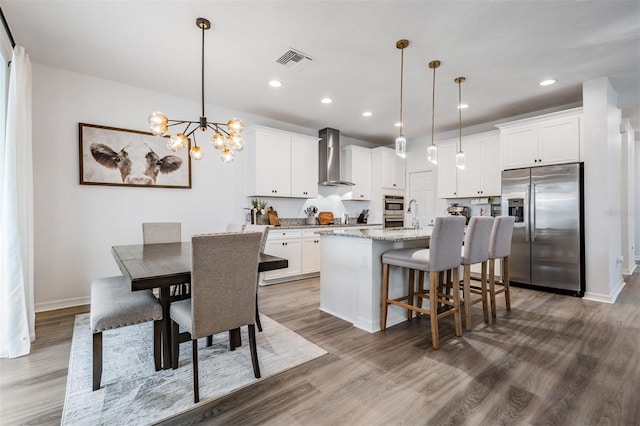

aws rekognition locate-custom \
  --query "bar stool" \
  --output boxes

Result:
[380,216,466,349]
[459,216,494,331]
[488,216,516,318]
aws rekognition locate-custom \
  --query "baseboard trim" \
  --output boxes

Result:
[35,296,90,313]
[583,279,626,304]
[623,263,637,276]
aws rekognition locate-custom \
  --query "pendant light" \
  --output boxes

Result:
[427,60,441,164]
[148,18,244,163]
[455,76,466,170]
[395,39,409,158]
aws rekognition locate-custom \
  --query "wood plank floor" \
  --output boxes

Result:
[1,270,639,425]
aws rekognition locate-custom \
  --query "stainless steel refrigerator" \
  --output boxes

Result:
[501,163,585,296]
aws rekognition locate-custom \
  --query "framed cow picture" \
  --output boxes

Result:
[79,123,192,189]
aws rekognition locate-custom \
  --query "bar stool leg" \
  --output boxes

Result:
[407,269,415,320]
[489,258,497,318]
[429,271,439,350]
[481,261,489,323]
[381,263,390,330]
[504,256,511,311]
[452,267,463,337]
[463,264,472,331]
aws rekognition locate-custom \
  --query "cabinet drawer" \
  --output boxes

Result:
[267,229,301,239]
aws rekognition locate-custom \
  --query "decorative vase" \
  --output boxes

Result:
[306,215,316,225]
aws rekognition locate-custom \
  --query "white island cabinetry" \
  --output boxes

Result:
[318,228,431,332]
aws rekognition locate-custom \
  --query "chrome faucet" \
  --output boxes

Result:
[407,199,419,229]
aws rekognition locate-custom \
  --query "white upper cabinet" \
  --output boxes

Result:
[341,145,371,200]
[436,141,457,198]
[291,135,319,198]
[498,107,582,169]
[246,125,318,198]
[372,147,405,190]
[437,131,501,199]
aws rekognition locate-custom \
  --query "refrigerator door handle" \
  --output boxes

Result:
[531,183,536,242]
[525,184,530,242]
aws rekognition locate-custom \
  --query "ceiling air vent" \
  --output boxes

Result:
[276,48,313,69]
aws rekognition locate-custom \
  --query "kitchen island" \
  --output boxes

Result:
[317,227,433,333]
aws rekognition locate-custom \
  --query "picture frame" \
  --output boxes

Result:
[79,123,192,189]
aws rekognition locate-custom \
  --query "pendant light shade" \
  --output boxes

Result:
[455,76,466,170]
[395,39,409,159]
[427,60,441,164]
[148,18,244,163]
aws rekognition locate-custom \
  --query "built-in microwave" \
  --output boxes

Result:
[383,195,404,228]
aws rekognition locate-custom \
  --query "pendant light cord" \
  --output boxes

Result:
[399,47,404,137]
[431,66,436,146]
[458,79,462,152]
[201,23,205,119]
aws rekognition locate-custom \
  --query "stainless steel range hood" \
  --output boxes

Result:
[318,127,355,186]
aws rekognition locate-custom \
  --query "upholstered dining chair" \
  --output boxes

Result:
[488,216,516,318]
[243,224,270,331]
[459,216,494,331]
[169,232,263,403]
[142,222,187,298]
[380,216,466,350]
[90,276,163,391]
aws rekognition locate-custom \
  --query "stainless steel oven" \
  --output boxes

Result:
[383,195,404,228]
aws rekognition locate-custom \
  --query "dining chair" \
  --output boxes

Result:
[142,222,187,298]
[90,276,163,391]
[243,224,270,331]
[488,216,516,318]
[380,216,466,349]
[170,232,263,403]
[459,216,494,331]
[226,223,245,232]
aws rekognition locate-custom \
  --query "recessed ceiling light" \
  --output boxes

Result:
[394,121,402,127]
[362,111,373,117]
[321,97,333,104]
[268,80,283,87]
[539,79,557,86]
[457,104,469,109]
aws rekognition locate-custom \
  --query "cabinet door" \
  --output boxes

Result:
[437,141,458,198]
[455,138,482,197]
[255,132,291,196]
[291,136,318,198]
[539,117,580,165]
[480,134,502,196]
[381,149,405,189]
[302,237,321,274]
[341,147,371,200]
[264,239,301,279]
[502,127,538,169]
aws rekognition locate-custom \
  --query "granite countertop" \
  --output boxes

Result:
[273,223,381,229]
[316,226,433,241]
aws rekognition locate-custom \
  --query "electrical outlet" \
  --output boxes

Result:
[616,256,624,264]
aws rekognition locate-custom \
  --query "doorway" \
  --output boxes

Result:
[408,170,435,228]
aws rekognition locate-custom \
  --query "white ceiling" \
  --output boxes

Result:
[2,1,639,144]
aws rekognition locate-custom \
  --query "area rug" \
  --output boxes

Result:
[62,313,327,425]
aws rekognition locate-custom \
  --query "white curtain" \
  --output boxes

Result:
[0,46,34,358]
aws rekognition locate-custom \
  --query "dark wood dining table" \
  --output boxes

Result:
[111,241,288,369]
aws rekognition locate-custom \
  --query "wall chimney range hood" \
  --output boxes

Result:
[318,127,355,186]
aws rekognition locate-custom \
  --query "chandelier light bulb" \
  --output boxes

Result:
[456,151,465,170]
[190,145,204,160]
[227,118,244,134]
[211,132,226,150]
[229,134,245,151]
[167,133,188,152]
[221,148,235,163]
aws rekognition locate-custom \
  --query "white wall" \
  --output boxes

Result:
[636,136,640,262]
[582,77,624,303]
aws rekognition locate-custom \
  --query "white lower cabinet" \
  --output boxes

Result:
[262,228,321,284]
